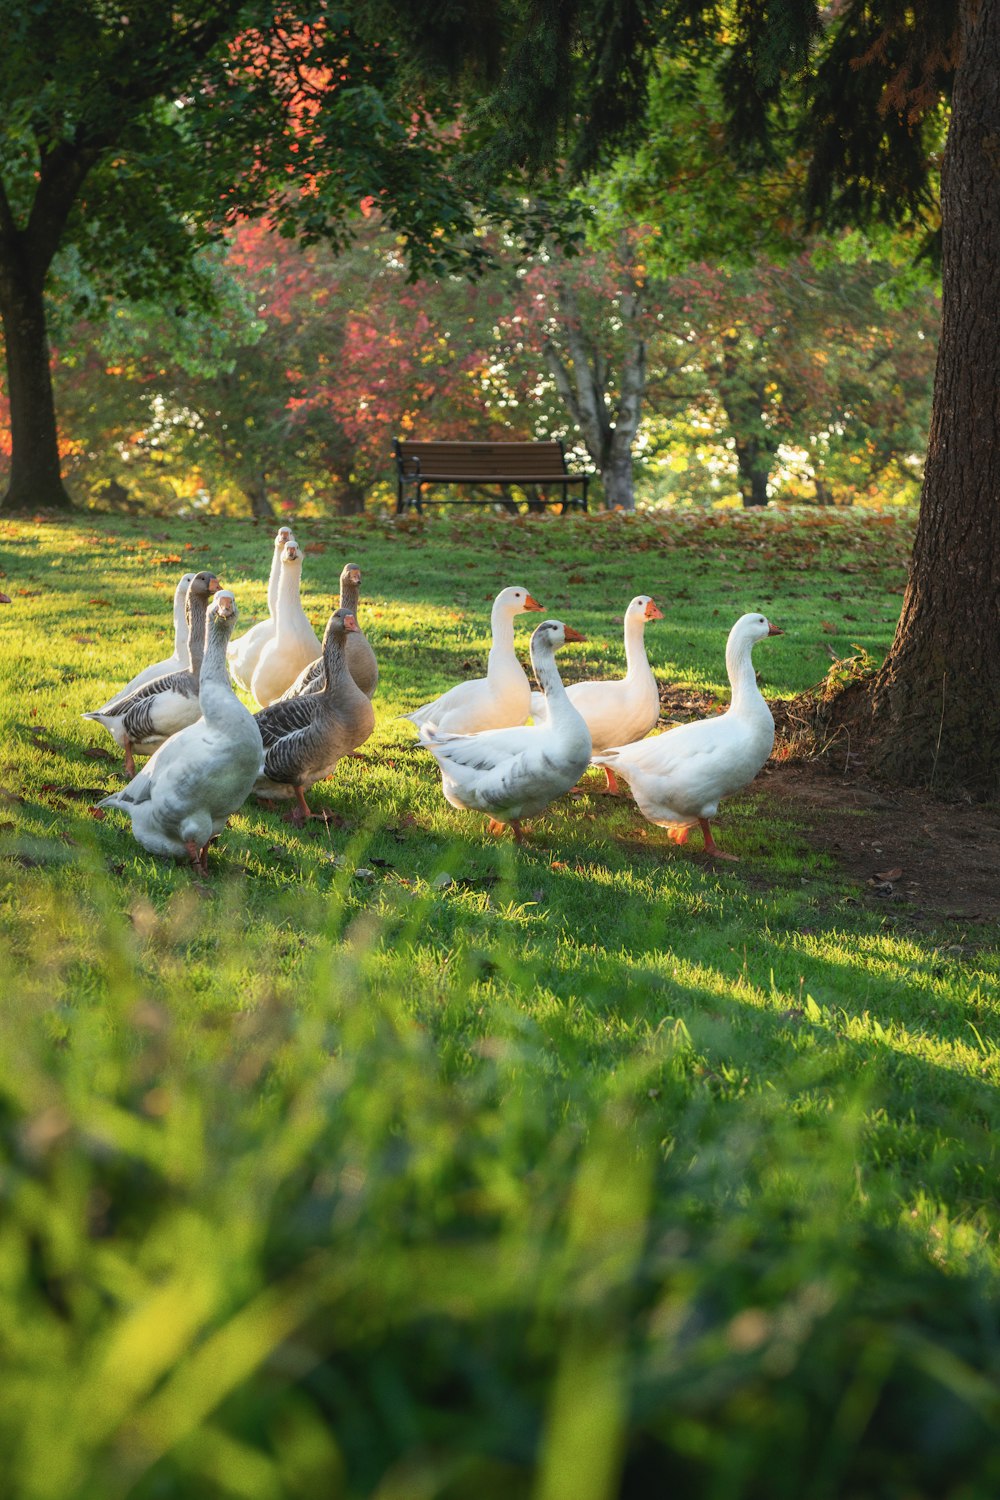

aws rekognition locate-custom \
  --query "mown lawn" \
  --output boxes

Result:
[2,507,999,1500]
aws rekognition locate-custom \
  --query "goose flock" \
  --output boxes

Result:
[86,525,782,872]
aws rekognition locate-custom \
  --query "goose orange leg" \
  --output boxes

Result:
[124,738,136,778]
[699,818,738,861]
[487,817,526,843]
[184,838,209,876]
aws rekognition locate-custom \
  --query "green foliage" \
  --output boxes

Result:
[3,510,1000,1493]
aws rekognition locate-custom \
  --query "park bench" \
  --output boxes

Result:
[393,439,591,515]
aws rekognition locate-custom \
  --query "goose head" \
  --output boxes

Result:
[629,594,664,623]
[732,612,783,647]
[340,562,362,589]
[281,540,302,568]
[496,585,544,616]
[188,571,221,602]
[210,589,238,625]
[175,570,197,597]
[530,619,587,657]
[274,526,295,549]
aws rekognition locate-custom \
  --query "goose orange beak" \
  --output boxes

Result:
[524,594,544,611]
[562,625,586,643]
[343,614,359,633]
[209,577,221,593]
[767,622,783,636]
[644,600,664,620]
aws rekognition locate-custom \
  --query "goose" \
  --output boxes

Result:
[250,539,322,707]
[405,586,544,734]
[98,591,264,873]
[97,571,196,711]
[228,525,295,691]
[531,594,664,792]
[591,612,782,859]
[253,608,375,823]
[276,561,378,701]
[419,619,591,843]
[83,571,220,776]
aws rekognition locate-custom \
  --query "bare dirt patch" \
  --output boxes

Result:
[758,757,1000,928]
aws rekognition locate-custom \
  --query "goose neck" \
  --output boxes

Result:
[531,642,572,718]
[487,604,517,678]
[172,585,190,655]
[340,576,360,615]
[186,592,210,675]
[726,633,762,714]
[274,562,303,631]
[623,612,650,679]
[267,541,284,616]
[199,621,232,699]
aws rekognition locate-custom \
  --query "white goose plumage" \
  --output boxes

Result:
[591,612,782,859]
[99,591,264,872]
[228,525,295,692]
[531,593,663,790]
[250,539,322,707]
[405,585,544,734]
[419,619,591,842]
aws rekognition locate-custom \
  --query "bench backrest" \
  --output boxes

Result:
[394,439,569,478]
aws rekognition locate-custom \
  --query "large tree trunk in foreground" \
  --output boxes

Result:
[863,2,1000,796]
[0,255,73,511]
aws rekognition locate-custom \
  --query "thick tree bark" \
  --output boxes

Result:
[0,265,72,510]
[864,2,1000,795]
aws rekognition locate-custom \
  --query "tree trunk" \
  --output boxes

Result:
[863,2,1000,795]
[329,477,366,515]
[0,262,73,511]
[244,470,276,521]
[735,440,770,507]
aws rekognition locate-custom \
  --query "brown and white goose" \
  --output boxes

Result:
[99,591,264,873]
[82,571,220,776]
[253,608,375,822]
[277,561,378,701]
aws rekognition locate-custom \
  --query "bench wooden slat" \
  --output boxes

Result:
[393,439,590,514]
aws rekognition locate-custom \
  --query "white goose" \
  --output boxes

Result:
[97,571,196,711]
[405,586,544,734]
[277,561,378,701]
[228,525,294,691]
[83,571,220,776]
[419,619,591,843]
[531,593,663,791]
[250,539,322,707]
[99,591,264,873]
[592,612,782,859]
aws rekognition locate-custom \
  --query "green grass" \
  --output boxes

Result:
[2,507,1000,1499]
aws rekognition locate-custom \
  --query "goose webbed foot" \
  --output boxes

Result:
[699,818,738,861]
[285,786,328,826]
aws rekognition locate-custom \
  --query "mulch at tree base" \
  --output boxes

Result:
[758,757,1000,928]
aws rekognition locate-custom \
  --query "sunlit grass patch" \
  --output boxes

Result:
[4,508,1000,1496]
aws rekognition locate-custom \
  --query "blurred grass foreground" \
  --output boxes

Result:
[3,859,1000,1500]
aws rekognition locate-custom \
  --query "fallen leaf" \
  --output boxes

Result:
[874,866,903,882]
[0,592,10,604]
